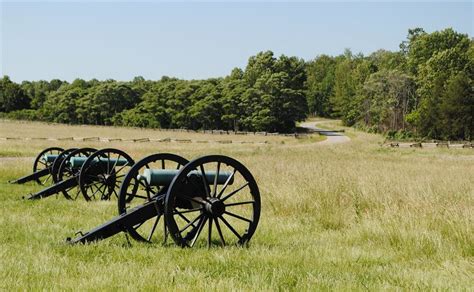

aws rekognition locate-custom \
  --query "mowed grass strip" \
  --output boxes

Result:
[0,120,473,290]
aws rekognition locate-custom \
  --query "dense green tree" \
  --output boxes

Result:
[1,28,471,139]
[305,55,336,116]
[362,70,415,132]
[242,51,307,132]
[76,83,139,125]
[369,50,407,72]
[406,29,471,138]
[331,54,358,125]
[440,72,473,140]
[40,87,84,123]
[0,76,30,112]
[21,79,66,109]
[221,69,246,130]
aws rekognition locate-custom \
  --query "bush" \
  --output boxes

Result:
[6,109,40,121]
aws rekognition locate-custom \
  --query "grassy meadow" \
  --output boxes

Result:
[0,119,473,290]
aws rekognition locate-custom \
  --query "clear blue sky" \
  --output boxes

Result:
[1,1,472,82]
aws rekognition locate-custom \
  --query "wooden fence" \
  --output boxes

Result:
[383,141,473,149]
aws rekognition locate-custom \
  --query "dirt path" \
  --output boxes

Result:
[300,121,351,145]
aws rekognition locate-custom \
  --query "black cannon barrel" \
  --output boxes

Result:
[26,177,77,200]
[68,200,159,244]
[9,168,50,184]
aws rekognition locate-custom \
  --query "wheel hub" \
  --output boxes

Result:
[98,174,116,187]
[204,197,225,217]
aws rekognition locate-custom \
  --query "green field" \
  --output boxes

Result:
[0,119,472,290]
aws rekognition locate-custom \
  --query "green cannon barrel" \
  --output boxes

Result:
[69,157,129,168]
[140,169,233,186]
[42,154,59,163]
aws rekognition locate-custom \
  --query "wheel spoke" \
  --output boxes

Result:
[190,216,207,247]
[84,179,104,189]
[180,195,206,205]
[214,217,226,246]
[179,213,203,233]
[212,162,221,197]
[219,215,242,240]
[173,207,202,215]
[112,188,118,199]
[114,162,130,175]
[199,165,210,198]
[161,159,165,169]
[107,152,112,174]
[97,184,108,199]
[175,210,195,227]
[43,174,52,185]
[147,215,161,241]
[73,187,81,200]
[224,211,252,223]
[127,178,138,190]
[225,201,255,207]
[217,169,236,199]
[164,220,168,244]
[91,184,105,199]
[138,181,152,198]
[221,182,249,202]
[111,154,121,174]
[208,216,213,247]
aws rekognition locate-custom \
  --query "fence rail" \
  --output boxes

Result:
[383,141,473,149]
[0,136,299,145]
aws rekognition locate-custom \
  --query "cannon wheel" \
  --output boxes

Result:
[164,155,261,248]
[52,148,77,183]
[79,148,134,201]
[32,147,64,185]
[118,153,189,243]
[57,148,97,200]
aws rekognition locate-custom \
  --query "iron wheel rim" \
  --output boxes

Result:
[57,147,97,200]
[164,155,261,248]
[33,147,64,186]
[79,148,134,201]
[118,153,189,243]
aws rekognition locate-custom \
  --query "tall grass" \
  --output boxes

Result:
[0,120,472,290]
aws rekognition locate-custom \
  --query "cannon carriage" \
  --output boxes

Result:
[69,154,261,248]
[23,148,134,201]
[9,147,65,186]
[10,147,261,247]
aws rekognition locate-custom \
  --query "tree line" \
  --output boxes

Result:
[1,28,472,139]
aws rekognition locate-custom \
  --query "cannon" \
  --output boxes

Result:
[26,148,134,201]
[68,154,261,248]
[9,147,65,185]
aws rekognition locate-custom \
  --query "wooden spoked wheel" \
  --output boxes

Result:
[52,148,77,183]
[57,148,97,200]
[164,155,261,248]
[32,147,64,186]
[118,153,189,243]
[79,148,134,201]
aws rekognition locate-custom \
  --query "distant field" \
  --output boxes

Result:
[0,119,472,290]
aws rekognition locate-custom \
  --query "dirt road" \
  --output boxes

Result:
[300,121,351,145]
